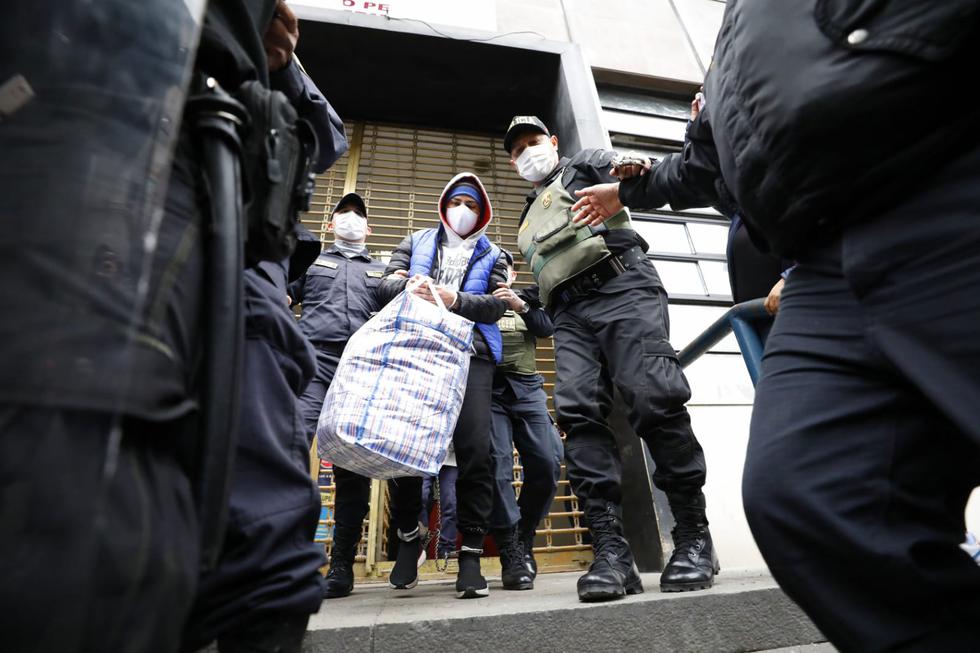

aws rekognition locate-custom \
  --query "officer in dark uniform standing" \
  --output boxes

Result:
[504,116,717,602]
[181,3,352,651]
[488,250,563,591]
[1,1,297,651]
[290,191,387,600]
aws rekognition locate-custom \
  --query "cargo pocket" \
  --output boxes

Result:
[533,211,580,257]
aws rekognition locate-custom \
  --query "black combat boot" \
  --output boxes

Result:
[660,492,719,592]
[389,526,423,590]
[518,518,539,579]
[493,527,533,590]
[455,532,490,599]
[577,501,644,602]
[323,524,360,599]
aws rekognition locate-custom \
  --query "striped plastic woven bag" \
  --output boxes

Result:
[317,280,473,479]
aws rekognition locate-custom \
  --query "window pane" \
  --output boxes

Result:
[668,304,740,352]
[700,261,731,296]
[687,222,729,256]
[634,220,692,254]
[653,259,706,295]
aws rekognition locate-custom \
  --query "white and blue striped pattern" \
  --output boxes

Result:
[317,289,473,479]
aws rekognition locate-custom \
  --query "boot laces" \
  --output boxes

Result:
[327,557,352,577]
[590,512,626,560]
[671,520,707,554]
[499,537,524,568]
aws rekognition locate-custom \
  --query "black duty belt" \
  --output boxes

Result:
[556,245,647,306]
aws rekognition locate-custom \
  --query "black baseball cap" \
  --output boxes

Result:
[332,192,368,218]
[503,115,550,154]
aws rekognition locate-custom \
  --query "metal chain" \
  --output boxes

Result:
[421,475,449,572]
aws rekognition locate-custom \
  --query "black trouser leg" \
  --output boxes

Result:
[450,357,495,535]
[296,346,342,448]
[0,407,199,653]
[332,465,371,532]
[744,249,980,652]
[510,382,563,533]
[555,287,706,505]
[183,271,325,650]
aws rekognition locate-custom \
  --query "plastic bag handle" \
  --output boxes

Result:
[406,276,449,312]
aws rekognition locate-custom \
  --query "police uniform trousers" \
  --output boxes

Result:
[298,344,371,533]
[0,156,205,653]
[390,357,495,537]
[182,269,325,650]
[553,266,707,507]
[743,146,980,653]
[489,373,563,532]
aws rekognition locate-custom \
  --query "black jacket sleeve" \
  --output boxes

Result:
[516,286,554,338]
[377,234,413,306]
[452,252,509,324]
[269,61,349,173]
[571,148,620,188]
[618,108,729,214]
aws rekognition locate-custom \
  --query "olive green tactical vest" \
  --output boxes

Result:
[497,310,537,375]
[517,170,631,307]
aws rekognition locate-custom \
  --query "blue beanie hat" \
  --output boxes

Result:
[448,182,484,211]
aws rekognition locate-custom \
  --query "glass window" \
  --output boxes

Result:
[687,222,729,256]
[700,261,732,296]
[634,220,692,255]
[654,260,706,295]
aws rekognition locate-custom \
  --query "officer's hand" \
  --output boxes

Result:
[390,269,409,279]
[493,283,525,311]
[265,0,299,72]
[764,278,785,316]
[286,294,292,306]
[571,183,624,227]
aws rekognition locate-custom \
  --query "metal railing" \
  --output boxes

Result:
[677,298,772,385]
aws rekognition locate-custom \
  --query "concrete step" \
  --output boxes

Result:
[306,570,826,653]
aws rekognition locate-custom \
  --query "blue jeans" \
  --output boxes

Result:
[489,374,563,533]
[420,466,459,554]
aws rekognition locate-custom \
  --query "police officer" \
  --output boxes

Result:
[488,250,563,591]
[504,116,717,601]
[181,3,352,650]
[290,191,386,600]
[1,1,297,650]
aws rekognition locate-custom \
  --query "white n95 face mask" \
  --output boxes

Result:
[333,211,367,242]
[516,142,559,183]
[446,204,479,236]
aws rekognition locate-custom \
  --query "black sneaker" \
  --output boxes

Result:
[389,527,423,590]
[455,544,489,599]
